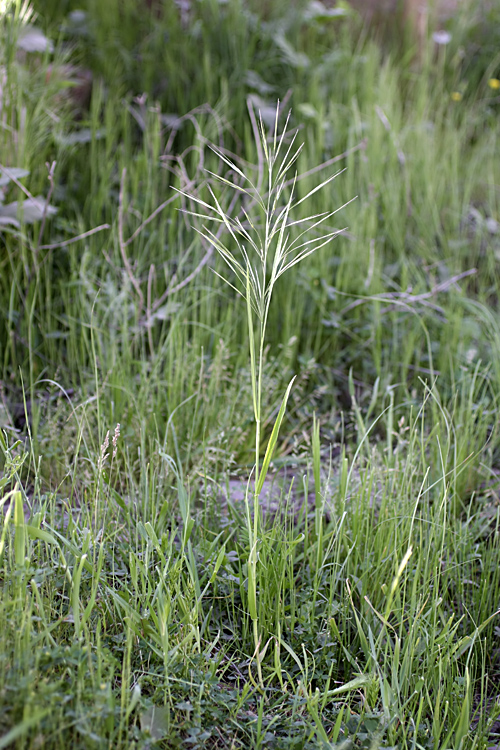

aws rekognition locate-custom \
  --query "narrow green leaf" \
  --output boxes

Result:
[327,674,371,696]
[331,704,345,742]
[81,545,105,627]
[454,667,470,748]
[26,525,58,545]
[255,376,296,497]
[0,496,13,566]
[209,544,226,584]
[72,553,87,640]
[14,490,25,569]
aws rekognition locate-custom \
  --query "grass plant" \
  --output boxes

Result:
[177,106,351,684]
[0,0,500,747]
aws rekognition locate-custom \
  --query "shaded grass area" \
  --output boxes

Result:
[1,0,500,747]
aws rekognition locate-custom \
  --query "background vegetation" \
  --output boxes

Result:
[0,0,500,747]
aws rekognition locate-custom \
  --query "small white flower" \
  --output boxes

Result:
[486,217,499,235]
[433,30,452,45]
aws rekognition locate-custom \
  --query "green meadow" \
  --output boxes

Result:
[1,0,500,746]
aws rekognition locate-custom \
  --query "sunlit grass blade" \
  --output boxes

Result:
[292,168,347,209]
[14,489,25,570]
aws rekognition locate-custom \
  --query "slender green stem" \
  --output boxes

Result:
[253,618,263,688]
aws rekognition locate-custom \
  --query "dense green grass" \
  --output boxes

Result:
[1,0,500,747]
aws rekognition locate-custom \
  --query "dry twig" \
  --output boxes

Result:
[341,268,477,316]
[38,224,110,250]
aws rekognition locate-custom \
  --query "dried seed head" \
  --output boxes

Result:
[112,423,120,459]
[101,430,109,456]
[98,430,110,471]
